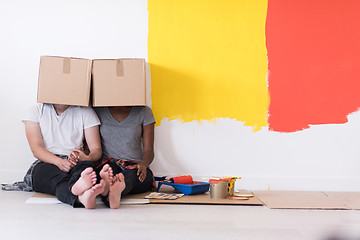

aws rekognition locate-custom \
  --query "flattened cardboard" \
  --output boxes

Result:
[127,187,263,205]
[323,191,360,210]
[253,190,350,210]
[37,56,92,106]
[92,59,146,106]
[26,191,360,209]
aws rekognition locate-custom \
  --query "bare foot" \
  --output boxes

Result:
[99,164,113,196]
[71,167,97,195]
[109,173,126,209]
[78,180,105,209]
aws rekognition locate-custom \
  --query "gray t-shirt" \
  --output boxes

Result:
[94,106,155,162]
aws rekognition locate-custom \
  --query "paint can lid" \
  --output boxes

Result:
[209,178,228,184]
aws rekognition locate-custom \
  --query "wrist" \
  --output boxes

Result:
[55,157,64,167]
[139,162,148,168]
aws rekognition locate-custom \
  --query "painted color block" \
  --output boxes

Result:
[267,0,360,132]
[148,0,269,131]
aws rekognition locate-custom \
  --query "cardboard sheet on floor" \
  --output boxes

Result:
[323,192,360,210]
[253,190,350,210]
[129,189,263,205]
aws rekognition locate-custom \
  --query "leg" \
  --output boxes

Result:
[97,162,121,207]
[99,164,114,197]
[121,168,154,196]
[71,167,97,195]
[108,173,126,209]
[32,162,68,195]
[77,179,105,209]
[68,161,97,191]
[68,161,105,208]
[32,162,78,206]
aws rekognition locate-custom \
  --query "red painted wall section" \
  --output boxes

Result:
[266,0,360,132]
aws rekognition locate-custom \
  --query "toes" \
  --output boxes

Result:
[102,164,110,172]
[96,179,105,188]
[82,167,93,176]
[111,175,118,185]
[117,173,125,182]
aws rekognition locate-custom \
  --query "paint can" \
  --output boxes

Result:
[223,177,236,197]
[209,179,229,199]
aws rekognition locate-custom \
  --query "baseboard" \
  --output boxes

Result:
[236,176,360,192]
[2,170,359,192]
[153,173,360,192]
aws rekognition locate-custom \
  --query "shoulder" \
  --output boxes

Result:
[23,103,51,123]
[69,106,100,127]
[93,107,107,116]
[133,106,155,125]
[30,103,51,116]
[134,106,153,115]
[70,106,97,115]
[32,103,48,112]
[68,106,99,121]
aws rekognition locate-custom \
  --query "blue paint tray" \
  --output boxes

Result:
[157,181,210,195]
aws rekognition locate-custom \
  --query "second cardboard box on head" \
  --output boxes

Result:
[37,56,146,106]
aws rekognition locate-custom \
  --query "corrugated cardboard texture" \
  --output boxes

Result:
[37,56,92,106]
[253,190,350,209]
[92,59,146,106]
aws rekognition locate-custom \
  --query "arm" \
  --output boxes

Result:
[24,121,74,172]
[136,123,155,182]
[69,125,102,162]
[141,123,155,168]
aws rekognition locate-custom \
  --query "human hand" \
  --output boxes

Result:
[69,147,88,162]
[68,151,79,166]
[133,163,147,182]
[57,158,74,172]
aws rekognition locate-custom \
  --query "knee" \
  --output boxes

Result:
[32,162,58,178]
[122,169,138,182]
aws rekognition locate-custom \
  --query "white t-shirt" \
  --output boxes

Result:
[23,103,101,156]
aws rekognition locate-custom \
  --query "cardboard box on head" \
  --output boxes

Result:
[37,56,146,107]
[92,58,146,107]
[37,56,92,106]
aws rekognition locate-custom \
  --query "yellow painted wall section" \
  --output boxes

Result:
[148,0,269,130]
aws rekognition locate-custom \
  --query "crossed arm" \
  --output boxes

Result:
[24,121,102,172]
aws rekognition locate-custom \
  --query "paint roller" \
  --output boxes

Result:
[169,175,193,184]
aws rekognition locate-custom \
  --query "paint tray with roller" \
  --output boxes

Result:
[157,175,210,195]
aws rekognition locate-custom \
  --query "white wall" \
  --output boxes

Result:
[153,115,360,191]
[0,0,148,181]
[1,0,360,191]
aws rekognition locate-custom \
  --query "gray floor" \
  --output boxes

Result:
[1,190,360,240]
